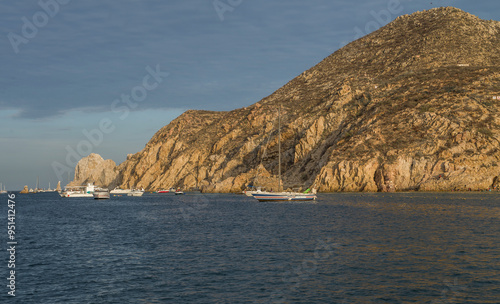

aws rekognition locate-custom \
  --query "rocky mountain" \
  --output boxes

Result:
[72,7,500,192]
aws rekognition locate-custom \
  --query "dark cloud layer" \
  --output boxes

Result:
[1,1,497,119]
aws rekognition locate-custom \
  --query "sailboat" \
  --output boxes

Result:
[35,176,40,193]
[251,106,317,202]
[0,183,7,194]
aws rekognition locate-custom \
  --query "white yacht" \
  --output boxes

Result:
[127,189,145,197]
[94,188,110,199]
[60,183,95,198]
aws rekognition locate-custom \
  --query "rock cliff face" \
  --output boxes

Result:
[68,153,119,188]
[74,7,500,192]
[19,185,29,194]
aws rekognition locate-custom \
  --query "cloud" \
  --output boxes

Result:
[0,0,357,119]
[1,0,498,120]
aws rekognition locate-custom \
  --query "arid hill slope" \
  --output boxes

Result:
[72,7,500,192]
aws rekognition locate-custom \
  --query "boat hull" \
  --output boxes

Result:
[251,192,317,202]
[244,190,260,197]
[94,192,110,199]
[60,192,93,198]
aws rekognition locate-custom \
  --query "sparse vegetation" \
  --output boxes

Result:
[386,155,398,164]
[477,127,493,137]
[418,104,435,113]
[465,149,475,155]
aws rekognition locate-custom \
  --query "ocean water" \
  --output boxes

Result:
[1,192,499,303]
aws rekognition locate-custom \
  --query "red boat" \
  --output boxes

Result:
[157,188,175,194]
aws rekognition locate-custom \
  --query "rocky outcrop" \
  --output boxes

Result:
[68,153,119,188]
[72,7,500,192]
[19,185,29,194]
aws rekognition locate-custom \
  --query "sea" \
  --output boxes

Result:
[1,192,499,303]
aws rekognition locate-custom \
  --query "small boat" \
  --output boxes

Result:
[0,183,7,194]
[175,188,184,195]
[60,183,95,198]
[157,187,176,194]
[94,188,110,199]
[127,189,145,197]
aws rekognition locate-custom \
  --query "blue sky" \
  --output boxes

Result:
[0,0,498,190]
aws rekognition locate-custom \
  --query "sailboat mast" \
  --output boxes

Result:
[278,105,282,192]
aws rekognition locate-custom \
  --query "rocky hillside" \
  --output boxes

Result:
[73,7,500,192]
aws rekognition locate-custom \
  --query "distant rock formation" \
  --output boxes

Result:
[70,7,500,192]
[19,186,29,194]
[68,153,119,188]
